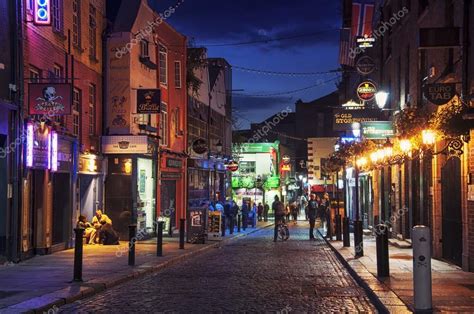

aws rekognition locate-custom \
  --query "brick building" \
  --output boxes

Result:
[20,0,106,258]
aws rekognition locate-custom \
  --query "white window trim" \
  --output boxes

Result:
[73,88,81,137]
[159,46,168,87]
[88,84,96,135]
[160,102,168,147]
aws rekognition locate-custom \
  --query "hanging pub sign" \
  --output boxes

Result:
[192,138,207,154]
[226,161,239,172]
[137,89,161,114]
[356,35,375,48]
[34,0,51,25]
[166,158,183,169]
[361,121,395,139]
[356,56,376,76]
[28,83,72,115]
[423,83,456,106]
[356,81,377,102]
[333,109,382,131]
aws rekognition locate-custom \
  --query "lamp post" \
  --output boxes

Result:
[354,157,367,257]
[419,130,436,225]
[342,165,350,247]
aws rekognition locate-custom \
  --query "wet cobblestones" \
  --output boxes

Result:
[60,223,376,313]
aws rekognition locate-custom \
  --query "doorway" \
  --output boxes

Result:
[52,173,71,245]
[441,157,463,266]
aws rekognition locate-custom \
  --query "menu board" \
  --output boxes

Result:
[207,211,222,240]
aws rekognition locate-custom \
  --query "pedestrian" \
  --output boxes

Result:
[229,201,239,234]
[241,200,249,230]
[322,193,331,237]
[272,195,285,242]
[285,203,291,222]
[251,203,257,227]
[307,193,318,240]
[291,202,298,224]
[263,202,270,222]
[301,193,308,220]
[257,202,264,221]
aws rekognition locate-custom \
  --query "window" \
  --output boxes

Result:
[140,40,149,57]
[419,0,429,16]
[29,66,40,83]
[73,88,81,137]
[239,161,256,174]
[88,84,96,135]
[404,46,410,107]
[159,102,168,146]
[53,65,63,124]
[159,45,168,85]
[174,107,181,136]
[52,0,63,33]
[174,61,182,88]
[89,4,97,58]
[27,0,33,11]
[72,0,81,47]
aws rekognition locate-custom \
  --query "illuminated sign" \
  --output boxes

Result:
[356,81,378,102]
[361,121,395,139]
[28,83,72,115]
[26,123,34,167]
[281,164,291,172]
[25,122,52,169]
[356,35,375,48]
[333,109,382,131]
[51,132,58,171]
[34,0,51,25]
[137,89,161,114]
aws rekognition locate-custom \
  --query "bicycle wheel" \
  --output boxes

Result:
[282,225,290,241]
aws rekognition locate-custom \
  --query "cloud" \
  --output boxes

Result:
[149,0,341,49]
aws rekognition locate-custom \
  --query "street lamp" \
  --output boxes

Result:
[419,129,437,226]
[399,139,412,154]
[375,91,389,109]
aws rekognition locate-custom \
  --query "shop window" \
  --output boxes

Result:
[73,88,81,137]
[239,161,255,174]
[160,102,168,146]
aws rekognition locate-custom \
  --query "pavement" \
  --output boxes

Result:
[323,231,474,313]
[0,221,272,314]
[59,222,377,313]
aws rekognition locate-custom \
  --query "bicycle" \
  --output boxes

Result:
[277,220,290,241]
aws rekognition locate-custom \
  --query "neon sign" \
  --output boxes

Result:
[34,0,51,25]
[51,131,58,171]
[26,123,34,167]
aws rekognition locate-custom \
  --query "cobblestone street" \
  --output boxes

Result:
[60,223,376,313]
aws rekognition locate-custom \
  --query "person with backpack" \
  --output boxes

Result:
[272,195,285,242]
[306,193,319,240]
[241,200,249,230]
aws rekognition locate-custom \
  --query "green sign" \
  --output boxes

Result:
[237,141,279,153]
[361,121,395,139]
[264,176,280,189]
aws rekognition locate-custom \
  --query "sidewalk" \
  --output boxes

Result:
[323,231,474,313]
[0,222,272,313]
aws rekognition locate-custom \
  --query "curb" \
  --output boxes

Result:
[318,230,411,314]
[7,224,274,314]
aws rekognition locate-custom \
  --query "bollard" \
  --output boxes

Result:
[73,228,85,282]
[343,217,350,247]
[157,221,164,257]
[237,214,241,232]
[335,214,342,241]
[326,211,332,240]
[179,218,185,249]
[128,225,137,266]
[413,225,432,311]
[354,220,363,257]
[375,224,390,277]
[221,215,226,237]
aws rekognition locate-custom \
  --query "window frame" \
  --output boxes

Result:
[72,0,82,48]
[174,61,182,88]
[29,66,41,83]
[159,45,168,86]
[72,88,81,137]
[159,102,168,146]
[88,84,96,136]
[88,4,97,59]
[140,40,149,58]
[51,0,63,33]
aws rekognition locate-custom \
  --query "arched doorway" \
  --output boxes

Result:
[441,157,463,266]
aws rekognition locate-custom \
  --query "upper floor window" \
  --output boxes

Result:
[72,0,81,47]
[52,0,63,33]
[140,40,149,58]
[159,45,168,85]
[160,102,168,146]
[174,61,182,88]
[419,0,429,16]
[89,4,97,58]
[29,66,41,83]
[72,88,81,137]
[88,84,96,135]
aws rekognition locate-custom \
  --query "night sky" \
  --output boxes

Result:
[150,0,342,129]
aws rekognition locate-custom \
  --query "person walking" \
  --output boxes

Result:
[241,200,249,230]
[257,202,264,221]
[285,203,291,222]
[307,193,319,240]
[272,195,285,242]
[291,201,298,224]
[263,202,270,222]
[229,201,239,234]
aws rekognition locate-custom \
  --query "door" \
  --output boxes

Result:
[52,173,71,245]
[441,157,463,266]
[161,180,177,233]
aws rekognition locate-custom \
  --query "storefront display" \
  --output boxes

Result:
[137,158,156,235]
[207,211,222,240]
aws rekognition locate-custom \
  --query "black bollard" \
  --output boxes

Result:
[326,211,332,240]
[221,215,226,237]
[375,224,390,277]
[335,214,342,241]
[342,217,350,247]
[128,225,137,266]
[237,214,241,232]
[179,218,185,249]
[354,220,363,257]
[157,221,164,257]
[73,228,85,282]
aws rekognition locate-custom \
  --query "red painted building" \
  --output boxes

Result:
[105,0,187,238]
[20,0,106,257]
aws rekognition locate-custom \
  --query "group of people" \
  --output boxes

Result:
[76,209,120,245]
